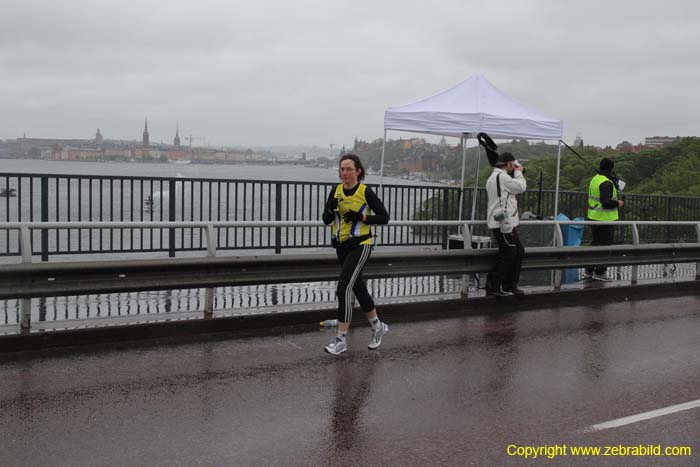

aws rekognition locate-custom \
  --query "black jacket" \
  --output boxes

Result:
[597,170,619,209]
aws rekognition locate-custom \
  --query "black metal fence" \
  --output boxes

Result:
[0,173,457,258]
[2,172,699,259]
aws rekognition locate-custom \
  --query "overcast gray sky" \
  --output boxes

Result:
[1,0,699,148]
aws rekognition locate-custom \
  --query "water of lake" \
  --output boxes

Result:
[1,159,459,328]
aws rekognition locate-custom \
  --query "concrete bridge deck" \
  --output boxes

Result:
[1,289,700,466]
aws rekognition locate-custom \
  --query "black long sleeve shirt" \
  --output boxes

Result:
[598,171,619,209]
[322,184,389,225]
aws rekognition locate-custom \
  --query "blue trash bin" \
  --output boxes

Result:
[557,214,585,283]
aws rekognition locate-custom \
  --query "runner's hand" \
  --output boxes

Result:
[325,195,339,212]
[343,210,363,223]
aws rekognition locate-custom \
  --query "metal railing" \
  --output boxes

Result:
[2,172,699,258]
[2,219,699,332]
[0,173,458,257]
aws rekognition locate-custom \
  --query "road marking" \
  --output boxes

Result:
[586,399,700,432]
[286,341,302,350]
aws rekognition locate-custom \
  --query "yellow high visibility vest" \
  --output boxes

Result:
[588,174,619,221]
[331,183,372,245]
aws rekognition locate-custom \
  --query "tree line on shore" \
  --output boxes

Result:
[522,137,700,196]
[351,137,700,197]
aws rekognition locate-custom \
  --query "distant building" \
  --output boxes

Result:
[9,119,203,161]
[18,136,92,158]
[573,132,583,148]
[398,152,441,172]
[142,118,150,148]
[644,136,675,148]
[400,138,425,151]
[60,148,102,161]
[173,124,181,149]
[615,141,644,153]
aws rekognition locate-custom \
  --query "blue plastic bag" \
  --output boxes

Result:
[557,213,585,283]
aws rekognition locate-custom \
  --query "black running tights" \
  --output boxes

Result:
[335,243,375,323]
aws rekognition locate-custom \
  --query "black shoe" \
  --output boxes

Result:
[486,286,512,297]
[504,287,525,295]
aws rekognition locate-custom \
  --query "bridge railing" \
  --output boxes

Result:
[0,173,458,257]
[3,172,700,259]
[1,219,699,332]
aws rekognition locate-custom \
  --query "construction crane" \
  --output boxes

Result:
[185,135,204,150]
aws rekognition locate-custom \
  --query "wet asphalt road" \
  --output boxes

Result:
[1,294,700,466]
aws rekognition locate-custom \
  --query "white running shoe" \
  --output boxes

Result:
[368,322,389,350]
[325,338,347,355]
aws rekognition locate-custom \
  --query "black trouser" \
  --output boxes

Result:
[336,243,375,323]
[585,221,615,275]
[486,227,524,291]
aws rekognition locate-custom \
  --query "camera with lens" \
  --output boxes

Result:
[493,206,513,233]
[514,160,526,175]
[492,207,506,222]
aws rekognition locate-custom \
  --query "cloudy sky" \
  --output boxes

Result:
[1,0,698,149]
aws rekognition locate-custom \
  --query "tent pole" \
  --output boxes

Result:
[457,135,467,221]
[553,140,562,218]
[374,129,388,249]
[470,142,481,222]
[379,129,387,196]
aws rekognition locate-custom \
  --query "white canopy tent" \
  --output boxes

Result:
[381,74,564,220]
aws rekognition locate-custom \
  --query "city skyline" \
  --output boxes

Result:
[2,0,699,148]
[5,121,349,154]
[4,120,682,152]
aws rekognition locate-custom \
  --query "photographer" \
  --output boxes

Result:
[485,153,526,297]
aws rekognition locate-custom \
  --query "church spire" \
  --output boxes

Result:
[174,122,181,149]
[142,118,150,148]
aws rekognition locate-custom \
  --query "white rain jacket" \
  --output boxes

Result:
[486,167,526,230]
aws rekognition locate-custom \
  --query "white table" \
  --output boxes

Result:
[447,234,493,250]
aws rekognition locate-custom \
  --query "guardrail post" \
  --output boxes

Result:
[665,197,672,242]
[696,223,700,280]
[631,223,640,284]
[203,224,217,318]
[274,183,282,254]
[461,223,473,297]
[40,176,49,262]
[168,179,176,257]
[20,226,32,332]
[553,223,563,290]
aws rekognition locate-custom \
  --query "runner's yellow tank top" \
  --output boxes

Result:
[331,183,372,245]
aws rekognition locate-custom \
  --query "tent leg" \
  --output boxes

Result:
[470,142,480,222]
[376,129,388,249]
[553,140,562,218]
[379,129,387,196]
[458,135,467,221]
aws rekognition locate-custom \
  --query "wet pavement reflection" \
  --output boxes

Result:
[327,356,379,455]
[1,293,700,466]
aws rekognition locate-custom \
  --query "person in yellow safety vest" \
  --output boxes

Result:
[321,154,389,355]
[583,158,624,281]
